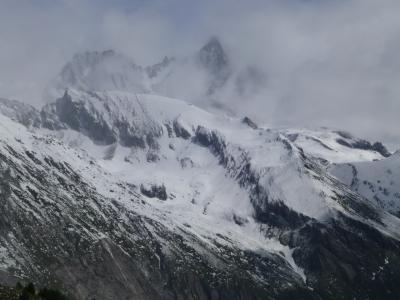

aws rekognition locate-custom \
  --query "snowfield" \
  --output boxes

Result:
[330,151,400,216]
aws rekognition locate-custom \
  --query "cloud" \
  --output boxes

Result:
[0,0,399,144]
[0,0,102,103]
[205,0,400,143]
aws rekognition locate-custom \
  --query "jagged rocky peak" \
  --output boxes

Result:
[146,56,174,78]
[45,50,149,99]
[44,38,236,103]
[197,37,230,75]
[195,38,231,95]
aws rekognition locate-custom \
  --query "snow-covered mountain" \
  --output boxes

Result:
[330,151,400,217]
[282,127,391,164]
[0,44,400,299]
[44,38,266,111]
[44,50,151,101]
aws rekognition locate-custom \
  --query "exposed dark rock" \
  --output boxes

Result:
[140,183,167,200]
[336,138,354,148]
[198,37,229,76]
[242,116,258,129]
[180,157,194,168]
[281,215,400,300]
[164,123,173,138]
[232,214,248,226]
[0,283,70,300]
[306,136,334,151]
[146,56,173,78]
[114,120,146,148]
[336,138,391,157]
[335,130,353,139]
[255,201,310,230]
[40,91,163,148]
[371,142,391,157]
[197,37,231,94]
[173,118,191,139]
[146,150,160,162]
[193,126,226,161]
[286,133,299,142]
[43,91,116,145]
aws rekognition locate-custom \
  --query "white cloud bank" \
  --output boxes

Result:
[0,0,400,143]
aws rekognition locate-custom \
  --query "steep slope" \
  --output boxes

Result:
[41,89,162,147]
[0,98,41,128]
[0,112,313,300]
[330,151,400,217]
[1,91,400,299]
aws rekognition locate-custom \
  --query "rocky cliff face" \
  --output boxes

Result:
[41,90,162,148]
[196,37,231,95]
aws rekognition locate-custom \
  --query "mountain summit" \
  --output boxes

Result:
[44,50,149,100]
[44,38,265,110]
[198,38,230,76]
[197,37,231,94]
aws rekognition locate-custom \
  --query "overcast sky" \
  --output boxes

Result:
[1,0,400,144]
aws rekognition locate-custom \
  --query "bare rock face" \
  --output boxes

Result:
[197,37,231,94]
[335,132,391,157]
[173,117,191,139]
[46,91,116,145]
[242,116,258,129]
[146,56,173,79]
[180,157,194,169]
[41,90,162,148]
[140,183,167,200]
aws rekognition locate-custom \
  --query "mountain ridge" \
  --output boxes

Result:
[0,40,399,299]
